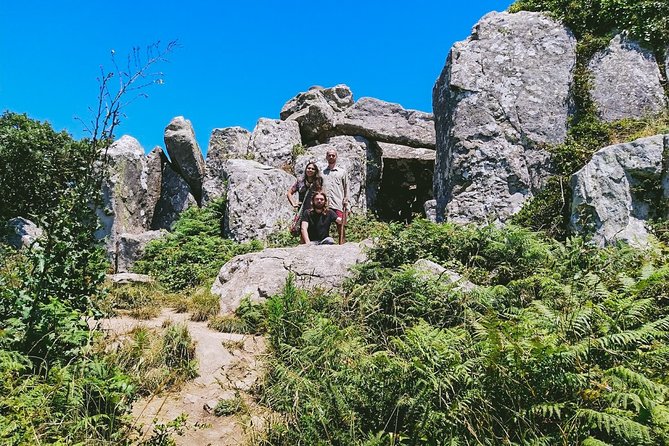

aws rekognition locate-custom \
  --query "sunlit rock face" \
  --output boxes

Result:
[164,116,206,205]
[433,11,576,223]
[588,34,668,122]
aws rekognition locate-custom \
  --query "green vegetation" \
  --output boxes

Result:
[134,198,263,292]
[254,220,669,445]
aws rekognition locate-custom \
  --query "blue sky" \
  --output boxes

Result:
[1,1,513,155]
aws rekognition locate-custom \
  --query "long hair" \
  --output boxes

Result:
[302,161,323,192]
[310,191,329,214]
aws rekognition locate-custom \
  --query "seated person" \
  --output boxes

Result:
[300,191,342,245]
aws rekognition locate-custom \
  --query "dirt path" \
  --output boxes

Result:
[99,309,271,445]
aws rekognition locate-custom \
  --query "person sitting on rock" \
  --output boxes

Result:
[287,161,323,213]
[300,191,342,245]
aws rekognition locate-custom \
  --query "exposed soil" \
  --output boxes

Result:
[99,309,272,445]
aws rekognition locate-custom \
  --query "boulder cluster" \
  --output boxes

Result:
[99,86,436,272]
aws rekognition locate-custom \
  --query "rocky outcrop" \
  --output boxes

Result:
[280,85,354,142]
[151,149,196,230]
[222,159,296,242]
[247,118,301,169]
[203,127,251,203]
[5,217,43,249]
[98,136,158,252]
[336,98,436,149]
[114,230,166,273]
[164,117,206,205]
[412,259,476,291]
[294,136,381,213]
[211,242,368,314]
[589,34,667,122]
[570,134,669,246]
[433,11,576,223]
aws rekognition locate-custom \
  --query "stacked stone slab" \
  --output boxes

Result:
[570,134,669,247]
[432,11,577,224]
[588,34,667,122]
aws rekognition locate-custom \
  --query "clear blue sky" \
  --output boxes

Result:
[1,1,513,155]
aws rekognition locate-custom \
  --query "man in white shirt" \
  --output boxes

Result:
[322,149,349,244]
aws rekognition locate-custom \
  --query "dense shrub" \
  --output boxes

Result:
[134,199,263,291]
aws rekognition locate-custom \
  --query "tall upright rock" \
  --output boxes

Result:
[433,11,576,223]
[203,127,251,203]
[588,34,667,122]
[150,147,195,230]
[164,116,206,205]
[247,118,301,169]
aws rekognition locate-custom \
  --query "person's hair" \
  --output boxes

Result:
[310,191,329,214]
[302,161,323,191]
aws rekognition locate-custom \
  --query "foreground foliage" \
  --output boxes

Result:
[257,220,669,445]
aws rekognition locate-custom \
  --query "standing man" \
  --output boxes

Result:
[322,149,349,244]
[301,192,342,245]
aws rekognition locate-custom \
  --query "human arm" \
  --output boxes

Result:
[301,220,310,243]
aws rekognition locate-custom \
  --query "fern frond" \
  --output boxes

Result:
[576,408,652,443]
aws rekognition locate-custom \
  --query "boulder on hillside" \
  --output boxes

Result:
[97,136,157,252]
[412,259,476,291]
[114,230,167,274]
[571,134,669,247]
[203,127,251,203]
[281,85,354,143]
[222,159,296,242]
[164,116,206,205]
[336,97,436,149]
[151,148,196,230]
[247,118,301,169]
[211,242,368,314]
[588,34,667,122]
[4,217,43,249]
[294,136,381,213]
[433,11,576,223]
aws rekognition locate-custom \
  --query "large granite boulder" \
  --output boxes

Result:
[589,35,667,122]
[97,136,157,252]
[433,11,576,223]
[4,217,43,250]
[294,136,381,213]
[280,85,354,143]
[222,159,296,242]
[151,148,196,230]
[211,242,368,314]
[247,118,301,169]
[164,116,206,205]
[203,127,251,203]
[570,134,669,247]
[336,97,436,149]
[114,230,166,273]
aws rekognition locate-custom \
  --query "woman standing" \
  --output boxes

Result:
[287,162,323,212]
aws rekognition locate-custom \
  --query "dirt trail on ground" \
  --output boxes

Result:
[100,309,271,445]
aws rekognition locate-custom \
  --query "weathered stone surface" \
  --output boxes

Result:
[433,11,576,223]
[294,136,381,213]
[211,243,367,314]
[413,259,476,291]
[222,159,296,242]
[424,200,437,222]
[107,273,155,285]
[204,127,252,203]
[151,149,196,231]
[589,35,667,122]
[97,136,155,252]
[145,147,164,219]
[5,217,43,249]
[114,230,166,273]
[164,116,206,205]
[375,142,435,222]
[280,85,354,142]
[570,134,669,246]
[247,118,301,169]
[336,97,436,149]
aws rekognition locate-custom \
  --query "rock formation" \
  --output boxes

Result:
[247,118,301,169]
[221,159,296,242]
[164,116,206,205]
[5,217,43,250]
[433,11,576,223]
[203,127,251,203]
[211,242,368,314]
[588,34,667,122]
[115,230,166,273]
[570,134,669,247]
[151,148,196,230]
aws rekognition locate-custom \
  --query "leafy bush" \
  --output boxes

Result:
[134,199,262,291]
